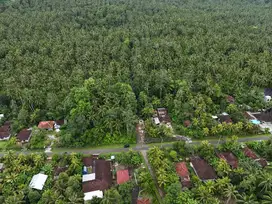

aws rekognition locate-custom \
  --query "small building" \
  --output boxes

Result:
[217,152,238,169]
[226,95,235,103]
[264,88,272,102]
[82,159,112,193]
[29,173,48,190]
[117,169,130,185]
[54,166,68,179]
[0,131,11,141]
[175,162,191,188]
[190,157,217,181]
[157,108,171,124]
[218,113,232,123]
[243,147,268,168]
[137,198,150,204]
[84,190,103,202]
[17,129,32,143]
[38,121,55,130]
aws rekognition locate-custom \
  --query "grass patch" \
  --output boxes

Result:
[0,141,7,149]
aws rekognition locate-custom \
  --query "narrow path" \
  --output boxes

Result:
[141,150,164,198]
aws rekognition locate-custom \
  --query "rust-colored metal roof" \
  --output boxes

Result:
[217,152,238,169]
[137,198,150,204]
[117,169,130,184]
[175,162,189,178]
[243,147,258,159]
[190,157,217,181]
[38,121,54,129]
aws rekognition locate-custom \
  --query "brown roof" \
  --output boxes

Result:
[82,157,93,167]
[244,112,256,120]
[243,147,258,159]
[226,95,235,103]
[253,111,272,122]
[256,158,268,168]
[190,157,217,181]
[217,152,238,169]
[38,121,54,129]
[218,115,232,123]
[82,179,109,193]
[82,159,112,193]
[55,120,65,126]
[17,129,32,142]
[176,162,191,188]
[0,125,10,132]
[0,131,10,139]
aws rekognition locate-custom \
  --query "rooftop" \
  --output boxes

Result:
[217,152,238,168]
[29,173,48,190]
[175,162,190,179]
[190,157,217,181]
[82,173,96,182]
[117,169,130,184]
[0,131,10,139]
[38,121,54,129]
[243,147,258,159]
[218,114,232,123]
[137,198,150,204]
[17,129,32,142]
[83,157,93,167]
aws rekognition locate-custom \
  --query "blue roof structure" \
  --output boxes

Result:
[250,119,261,125]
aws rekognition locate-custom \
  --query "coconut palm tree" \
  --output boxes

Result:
[237,193,258,204]
[262,191,272,204]
[224,184,238,204]
[67,193,83,204]
[258,173,272,193]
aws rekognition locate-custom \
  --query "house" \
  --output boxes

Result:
[190,157,217,181]
[17,129,32,143]
[82,159,112,194]
[29,173,48,190]
[153,117,160,125]
[157,108,171,124]
[175,162,191,188]
[117,169,130,184]
[226,95,235,103]
[218,113,232,123]
[243,147,268,168]
[0,131,11,141]
[137,198,150,204]
[264,88,272,102]
[217,152,238,169]
[84,190,103,202]
[38,121,55,130]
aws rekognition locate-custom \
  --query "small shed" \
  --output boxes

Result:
[29,173,48,190]
[38,121,55,130]
[117,169,130,184]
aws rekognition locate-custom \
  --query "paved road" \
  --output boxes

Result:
[1,135,270,156]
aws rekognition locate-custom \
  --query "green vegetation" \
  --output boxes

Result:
[0,0,272,147]
[148,136,272,204]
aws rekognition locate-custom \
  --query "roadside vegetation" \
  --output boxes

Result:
[147,136,272,203]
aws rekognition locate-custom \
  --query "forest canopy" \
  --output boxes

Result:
[0,0,272,146]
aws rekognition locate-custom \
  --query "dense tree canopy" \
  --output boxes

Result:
[1,0,272,144]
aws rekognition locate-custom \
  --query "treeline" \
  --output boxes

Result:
[0,0,272,146]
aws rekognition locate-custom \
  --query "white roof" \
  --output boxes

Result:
[212,115,218,119]
[82,173,96,182]
[29,173,48,190]
[222,112,229,115]
[84,190,103,201]
[153,117,160,124]
[0,114,4,119]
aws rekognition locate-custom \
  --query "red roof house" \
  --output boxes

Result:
[243,147,268,167]
[137,198,150,204]
[217,152,238,169]
[117,169,130,185]
[175,162,191,188]
[38,121,55,130]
